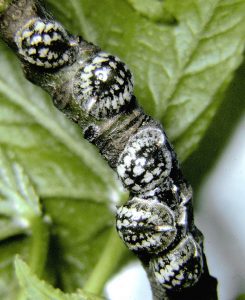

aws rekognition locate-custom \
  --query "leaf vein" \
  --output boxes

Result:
[162,0,225,117]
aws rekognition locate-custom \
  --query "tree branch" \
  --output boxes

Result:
[0,1,218,299]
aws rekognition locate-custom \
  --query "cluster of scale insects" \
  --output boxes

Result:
[11,13,204,293]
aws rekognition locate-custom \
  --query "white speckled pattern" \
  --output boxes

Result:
[73,51,134,119]
[15,18,72,68]
[116,197,177,253]
[117,127,172,193]
[150,234,203,289]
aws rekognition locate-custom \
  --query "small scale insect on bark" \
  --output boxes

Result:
[73,51,134,119]
[15,18,76,68]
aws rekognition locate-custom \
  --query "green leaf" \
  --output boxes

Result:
[0,0,12,13]
[0,219,25,240]
[125,0,176,23]
[15,257,104,300]
[0,0,244,299]
[42,197,126,293]
[0,149,50,299]
[0,238,30,300]
[0,148,41,237]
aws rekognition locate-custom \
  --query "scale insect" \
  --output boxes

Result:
[116,197,177,253]
[15,18,75,68]
[149,234,203,289]
[73,51,134,119]
[117,127,172,193]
